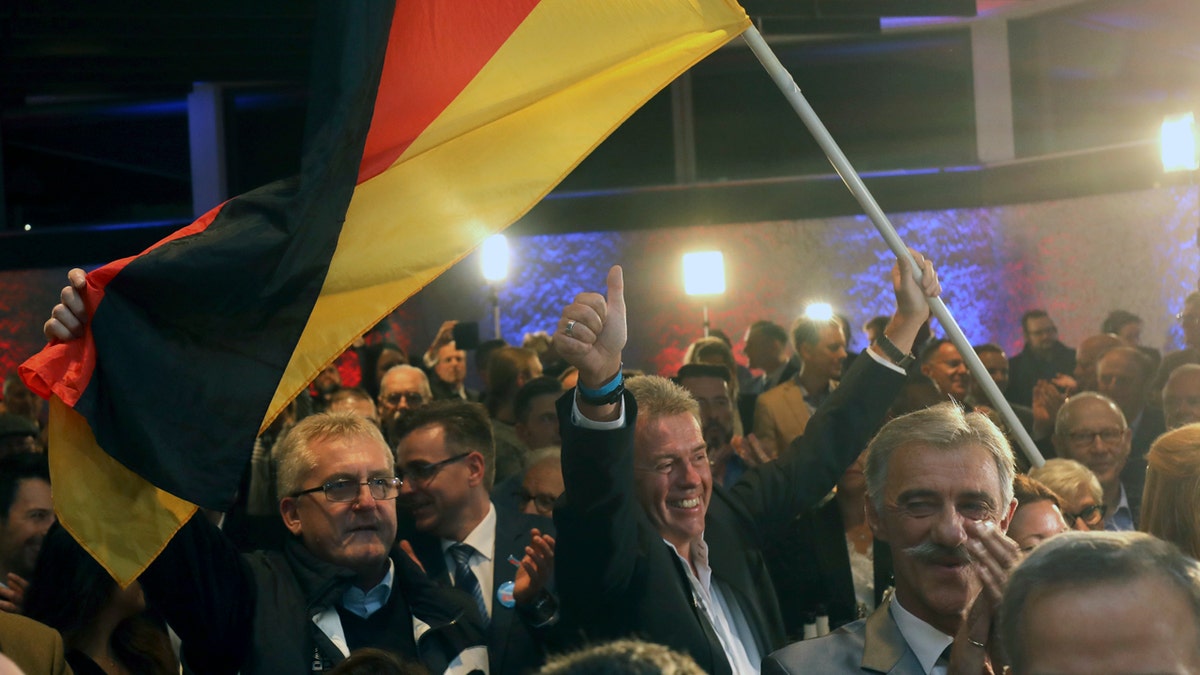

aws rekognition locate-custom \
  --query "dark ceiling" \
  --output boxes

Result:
[1,0,1197,269]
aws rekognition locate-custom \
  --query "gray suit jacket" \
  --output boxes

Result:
[763,598,924,674]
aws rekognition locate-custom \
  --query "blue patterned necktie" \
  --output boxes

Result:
[450,543,489,626]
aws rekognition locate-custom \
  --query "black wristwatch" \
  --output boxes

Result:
[523,591,560,627]
[876,333,915,368]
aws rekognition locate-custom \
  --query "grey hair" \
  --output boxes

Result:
[626,375,700,423]
[379,364,433,400]
[999,531,1200,673]
[275,412,392,499]
[864,402,1015,512]
[538,638,705,675]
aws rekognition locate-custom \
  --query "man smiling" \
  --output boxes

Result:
[1053,392,1137,530]
[764,403,1019,674]
[552,253,939,674]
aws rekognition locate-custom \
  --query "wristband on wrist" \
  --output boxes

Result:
[578,368,624,405]
[876,333,915,368]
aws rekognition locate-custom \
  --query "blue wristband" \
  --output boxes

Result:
[578,369,623,400]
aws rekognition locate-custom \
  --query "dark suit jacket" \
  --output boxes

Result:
[428,375,480,402]
[0,611,72,675]
[1007,342,1075,408]
[554,354,905,674]
[405,506,554,674]
[763,597,924,674]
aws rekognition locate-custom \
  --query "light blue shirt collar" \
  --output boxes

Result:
[341,559,395,619]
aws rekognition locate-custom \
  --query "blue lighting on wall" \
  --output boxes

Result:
[497,231,627,344]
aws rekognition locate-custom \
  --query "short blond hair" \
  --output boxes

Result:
[1030,458,1103,508]
[625,375,699,423]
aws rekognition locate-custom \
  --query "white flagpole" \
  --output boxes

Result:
[741,25,1043,467]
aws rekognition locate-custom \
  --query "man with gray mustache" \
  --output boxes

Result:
[765,403,1020,674]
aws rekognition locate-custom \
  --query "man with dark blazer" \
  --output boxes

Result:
[551,254,939,674]
[394,400,558,674]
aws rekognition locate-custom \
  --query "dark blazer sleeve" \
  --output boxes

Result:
[139,512,256,674]
[727,353,906,534]
[552,391,649,598]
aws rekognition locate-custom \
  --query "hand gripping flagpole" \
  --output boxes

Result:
[742,25,1043,468]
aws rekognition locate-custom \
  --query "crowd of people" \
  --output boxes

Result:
[0,256,1199,674]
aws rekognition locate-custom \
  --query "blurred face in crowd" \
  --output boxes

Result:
[1164,367,1200,430]
[922,343,971,401]
[1,380,41,423]
[800,323,847,383]
[1007,500,1068,553]
[374,348,407,388]
[837,449,868,496]
[0,434,39,460]
[868,442,1015,635]
[520,458,564,518]
[743,328,783,372]
[378,367,430,427]
[1017,574,1200,675]
[516,393,561,451]
[1055,398,1131,494]
[1073,334,1122,393]
[279,435,397,587]
[975,349,1009,394]
[313,364,342,395]
[434,343,468,387]
[0,478,54,578]
[1116,320,1142,346]
[1182,299,1200,349]
[1024,315,1059,355]
[1096,349,1149,419]
[329,395,379,426]
[678,375,734,453]
[634,414,712,556]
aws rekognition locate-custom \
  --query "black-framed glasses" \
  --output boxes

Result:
[293,476,401,502]
[1066,428,1125,445]
[1065,503,1106,526]
[519,490,561,514]
[398,452,470,485]
[381,391,425,406]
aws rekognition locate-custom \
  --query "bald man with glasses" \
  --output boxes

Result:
[1052,392,1138,531]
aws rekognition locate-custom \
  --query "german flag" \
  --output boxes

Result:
[21,0,749,585]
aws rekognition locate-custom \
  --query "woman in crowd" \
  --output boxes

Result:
[1139,423,1200,558]
[1008,474,1070,553]
[23,526,177,675]
[1030,457,1106,531]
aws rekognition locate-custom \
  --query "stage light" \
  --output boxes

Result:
[804,302,834,321]
[481,234,509,282]
[682,251,725,336]
[1162,113,1198,172]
